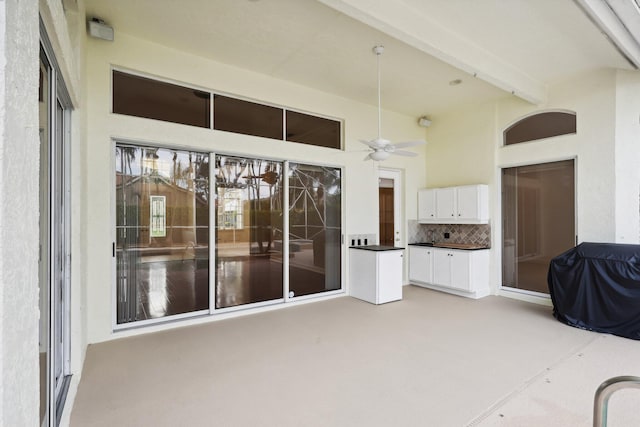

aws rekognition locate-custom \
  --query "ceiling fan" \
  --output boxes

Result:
[361,45,426,161]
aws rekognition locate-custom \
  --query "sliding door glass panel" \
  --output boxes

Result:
[502,160,575,293]
[40,43,72,425]
[116,144,210,324]
[215,156,284,308]
[39,49,52,426]
[288,164,342,297]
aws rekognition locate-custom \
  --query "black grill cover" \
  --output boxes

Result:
[548,242,640,340]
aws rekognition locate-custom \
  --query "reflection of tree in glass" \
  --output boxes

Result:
[245,160,282,254]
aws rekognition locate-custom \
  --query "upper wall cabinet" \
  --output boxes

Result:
[418,184,489,224]
[417,188,436,221]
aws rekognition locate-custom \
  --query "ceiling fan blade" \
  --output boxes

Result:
[359,139,379,149]
[392,140,427,149]
[364,153,373,161]
[392,150,419,157]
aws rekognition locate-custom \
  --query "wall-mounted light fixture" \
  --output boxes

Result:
[418,116,432,127]
[87,18,114,41]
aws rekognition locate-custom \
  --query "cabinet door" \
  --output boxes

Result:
[450,251,471,291]
[409,246,432,283]
[432,249,451,286]
[418,189,436,221]
[435,188,456,220]
[456,185,479,220]
[378,250,404,303]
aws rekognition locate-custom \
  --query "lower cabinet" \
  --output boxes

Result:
[409,246,433,283]
[409,246,490,298]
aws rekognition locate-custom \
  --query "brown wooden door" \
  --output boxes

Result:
[379,187,394,246]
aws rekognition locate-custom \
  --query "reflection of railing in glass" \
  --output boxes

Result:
[288,163,342,297]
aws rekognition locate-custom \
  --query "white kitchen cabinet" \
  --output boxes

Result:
[435,188,456,220]
[349,247,404,304]
[409,246,490,298]
[435,249,473,291]
[456,185,489,222]
[432,249,451,286]
[408,246,433,284]
[417,189,436,221]
[418,184,489,224]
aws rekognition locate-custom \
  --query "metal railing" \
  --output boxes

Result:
[593,376,640,427]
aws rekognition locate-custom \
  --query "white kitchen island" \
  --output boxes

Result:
[349,245,404,304]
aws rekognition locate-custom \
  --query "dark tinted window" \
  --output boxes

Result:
[286,110,341,149]
[113,71,210,128]
[214,95,283,140]
[504,111,576,145]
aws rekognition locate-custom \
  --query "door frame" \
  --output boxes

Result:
[378,168,403,246]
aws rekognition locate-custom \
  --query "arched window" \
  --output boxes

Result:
[503,110,576,145]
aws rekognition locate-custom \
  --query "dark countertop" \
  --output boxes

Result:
[350,245,404,251]
[409,242,490,251]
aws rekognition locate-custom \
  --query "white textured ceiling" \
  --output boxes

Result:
[84,0,634,119]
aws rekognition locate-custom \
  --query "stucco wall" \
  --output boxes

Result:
[0,0,40,425]
[422,69,627,295]
[425,101,497,187]
[614,70,640,243]
[84,32,427,344]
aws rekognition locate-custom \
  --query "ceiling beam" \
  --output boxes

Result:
[317,0,547,105]
[573,0,640,69]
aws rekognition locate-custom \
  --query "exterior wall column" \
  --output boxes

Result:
[0,0,40,425]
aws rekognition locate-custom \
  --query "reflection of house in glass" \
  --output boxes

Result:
[115,145,210,323]
[116,172,209,255]
[214,156,285,309]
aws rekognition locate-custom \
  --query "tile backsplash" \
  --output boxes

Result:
[408,220,491,247]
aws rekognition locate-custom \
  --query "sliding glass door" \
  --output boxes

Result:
[214,156,284,308]
[39,41,72,426]
[115,144,210,324]
[502,160,575,294]
[288,163,342,297]
[115,148,343,323]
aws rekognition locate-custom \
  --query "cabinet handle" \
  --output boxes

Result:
[451,214,454,217]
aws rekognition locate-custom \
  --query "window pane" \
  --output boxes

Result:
[286,110,341,149]
[113,71,211,128]
[213,95,283,140]
[215,156,284,308]
[288,163,342,297]
[504,111,576,145]
[115,144,210,324]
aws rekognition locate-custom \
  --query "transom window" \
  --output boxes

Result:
[503,111,576,145]
[112,70,342,149]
